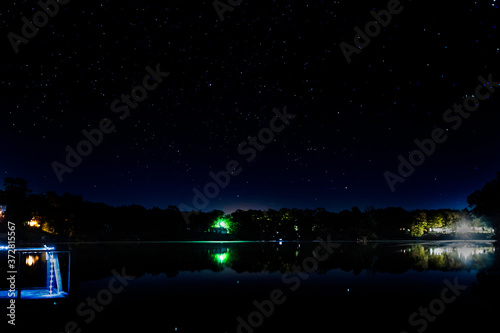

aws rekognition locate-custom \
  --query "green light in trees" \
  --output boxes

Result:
[211,217,234,233]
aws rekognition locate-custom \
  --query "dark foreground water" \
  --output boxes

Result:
[2,240,500,332]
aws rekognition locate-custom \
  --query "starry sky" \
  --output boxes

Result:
[1,0,500,213]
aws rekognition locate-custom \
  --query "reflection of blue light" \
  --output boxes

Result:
[0,246,55,252]
[0,290,68,299]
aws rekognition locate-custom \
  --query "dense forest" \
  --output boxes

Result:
[0,174,499,241]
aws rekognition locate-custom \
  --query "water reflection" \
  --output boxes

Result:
[396,242,496,271]
[4,241,498,333]
[208,247,231,265]
[60,240,497,282]
[429,245,495,259]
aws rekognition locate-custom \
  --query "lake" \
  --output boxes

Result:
[3,239,499,332]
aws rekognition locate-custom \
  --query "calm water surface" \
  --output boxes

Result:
[4,240,499,332]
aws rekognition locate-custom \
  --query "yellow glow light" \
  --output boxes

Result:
[26,255,39,266]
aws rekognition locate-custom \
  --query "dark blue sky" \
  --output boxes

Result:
[1,0,500,213]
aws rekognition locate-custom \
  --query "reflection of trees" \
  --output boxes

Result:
[401,244,496,271]
[68,242,497,284]
[472,242,500,312]
[473,270,500,312]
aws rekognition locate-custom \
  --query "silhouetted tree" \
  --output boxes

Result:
[468,172,500,238]
[2,177,32,223]
[3,177,31,197]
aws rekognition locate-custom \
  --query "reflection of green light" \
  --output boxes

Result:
[218,253,227,263]
[211,251,230,264]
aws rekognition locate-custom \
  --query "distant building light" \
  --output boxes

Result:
[26,217,41,228]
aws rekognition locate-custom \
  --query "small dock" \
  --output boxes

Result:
[0,246,71,300]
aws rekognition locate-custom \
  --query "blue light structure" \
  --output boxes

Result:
[0,245,70,300]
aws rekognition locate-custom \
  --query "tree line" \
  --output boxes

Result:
[0,173,499,241]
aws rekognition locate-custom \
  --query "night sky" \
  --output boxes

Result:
[1,0,500,213]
